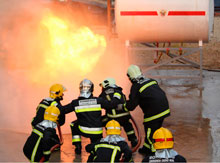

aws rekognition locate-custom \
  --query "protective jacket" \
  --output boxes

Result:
[99,87,130,119]
[64,96,119,138]
[126,78,170,124]
[86,135,133,162]
[32,97,65,127]
[99,87,137,143]
[23,125,59,162]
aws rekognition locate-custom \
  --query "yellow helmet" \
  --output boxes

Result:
[99,78,117,88]
[127,65,142,81]
[44,105,60,122]
[49,84,67,99]
[153,127,174,150]
[106,120,121,135]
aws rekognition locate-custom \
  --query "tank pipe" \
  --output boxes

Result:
[142,42,220,72]
[145,43,220,72]
[154,43,167,64]
[154,42,159,63]
[39,124,63,163]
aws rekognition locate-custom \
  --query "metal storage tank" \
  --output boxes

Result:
[115,0,214,43]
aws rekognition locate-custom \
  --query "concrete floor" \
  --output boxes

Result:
[0,81,213,162]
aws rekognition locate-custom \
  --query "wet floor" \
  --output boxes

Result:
[0,81,213,162]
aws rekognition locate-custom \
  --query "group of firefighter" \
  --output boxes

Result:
[23,64,187,162]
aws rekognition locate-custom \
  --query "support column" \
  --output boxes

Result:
[199,40,203,97]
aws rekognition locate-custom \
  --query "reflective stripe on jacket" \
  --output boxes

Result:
[127,78,170,123]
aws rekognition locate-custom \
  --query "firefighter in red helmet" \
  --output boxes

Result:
[142,127,186,162]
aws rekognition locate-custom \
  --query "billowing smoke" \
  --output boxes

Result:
[0,0,129,133]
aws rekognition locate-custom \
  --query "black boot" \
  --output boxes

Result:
[75,144,82,155]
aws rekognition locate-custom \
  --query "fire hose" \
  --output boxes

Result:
[131,115,142,153]
[39,124,63,163]
[39,116,140,162]
[120,115,142,162]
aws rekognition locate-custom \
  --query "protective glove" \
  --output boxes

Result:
[116,104,124,111]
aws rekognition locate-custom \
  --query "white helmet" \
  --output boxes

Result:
[127,65,142,81]
[100,78,117,88]
[79,79,94,98]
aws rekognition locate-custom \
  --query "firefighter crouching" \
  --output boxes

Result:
[126,65,171,156]
[142,127,187,162]
[99,77,138,148]
[23,105,63,162]
[63,79,120,155]
[86,120,133,162]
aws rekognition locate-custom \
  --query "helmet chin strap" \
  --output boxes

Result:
[54,96,63,102]
[128,74,146,83]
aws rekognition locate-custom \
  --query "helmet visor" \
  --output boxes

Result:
[80,85,91,92]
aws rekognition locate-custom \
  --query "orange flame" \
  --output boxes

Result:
[31,12,106,84]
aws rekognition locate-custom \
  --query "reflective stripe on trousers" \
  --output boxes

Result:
[143,128,156,152]
[31,129,43,162]
[144,109,170,123]
[72,135,81,143]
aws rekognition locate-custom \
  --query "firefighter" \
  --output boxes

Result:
[99,77,138,148]
[142,127,187,162]
[86,120,133,162]
[63,79,120,155]
[31,83,67,128]
[126,64,170,156]
[23,105,62,162]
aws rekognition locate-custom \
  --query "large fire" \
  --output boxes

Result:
[31,11,107,84]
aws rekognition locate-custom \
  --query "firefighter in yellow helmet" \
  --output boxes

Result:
[31,84,67,128]
[99,77,138,148]
[30,84,66,156]
[86,120,133,162]
[125,65,170,156]
[23,106,62,162]
[142,127,186,162]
